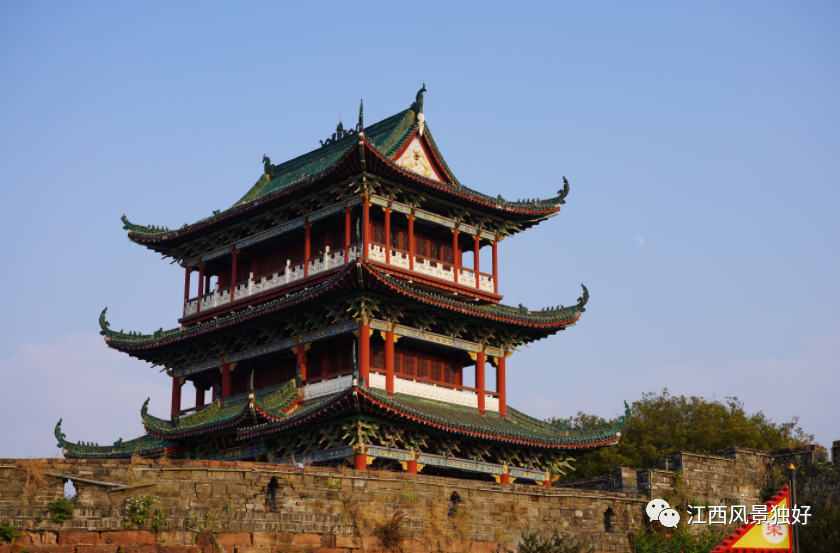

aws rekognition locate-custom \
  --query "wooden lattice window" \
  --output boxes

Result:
[258,255,281,276]
[402,355,415,376]
[442,245,454,264]
[373,224,386,245]
[416,238,428,257]
[236,263,250,283]
[430,242,440,261]
[372,349,385,369]
[417,358,428,379]
[311,235,326,256]
[430,361,441,381]
[444,363,455,384]
[308,353,323,378]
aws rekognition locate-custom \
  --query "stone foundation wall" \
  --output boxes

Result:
[0,459,646,553]
[2,444,835,553]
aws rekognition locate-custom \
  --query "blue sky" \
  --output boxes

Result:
[1,1,838,458]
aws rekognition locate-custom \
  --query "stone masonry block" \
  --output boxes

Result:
[11,547,75,553]
[293,534,324,547]
[74,546,119,553]
[250,534,275,547]
[215,534,252,547]
[100,531,157,545]
[157,532,193,546]
[157,547,202,553]
[58,532,101,545]
[234,548,272,553]
[334,537,360,549]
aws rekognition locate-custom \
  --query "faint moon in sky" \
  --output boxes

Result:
[635,235,645,246]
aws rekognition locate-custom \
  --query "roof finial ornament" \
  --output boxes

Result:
[411,83,427,136]
[357,99,364,134]
[55,419,66,448]
[263,155,275,180]
[576,284,589,313]
[557,176,570,205]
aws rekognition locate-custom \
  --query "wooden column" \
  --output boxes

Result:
[497,355,507,418]
[196,263,205,313]
[452,229,460,283]
[251,257,258,282]
[354,452,367,471]
[171,375,181,416]
[408,214,415,271]
[476,351,486,415]
[221,363,231,398]
[230,249,238,302]
[297,342,308,382]
[474,236,481,290]
[363,197,370,260]
[204,274,210,294]
[195,382,205,409]
[384,206,391,264]
[304,222,311,277]
[344,208,351,261]
[543,480,552,488]
[211,378,221,402]
[492,239,498,294]
[183,267,191,314]
[500,474,511,484]
[385,327,395,397]
[358,319,370,387]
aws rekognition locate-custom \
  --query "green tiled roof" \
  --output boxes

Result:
[364,388,628,447]
[143,380,298,438]
[122,96,567,246]
[55,419,174,459]
[238,383,629,449]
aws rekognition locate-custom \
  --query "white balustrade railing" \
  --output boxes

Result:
[368,243,386,262]
[389,249,410,269]
[368,373,499,412]
[303,374,353,400]
[479,274,494,292]
[457,269,476,287]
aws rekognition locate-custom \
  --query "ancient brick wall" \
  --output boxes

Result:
[0,459,647,553]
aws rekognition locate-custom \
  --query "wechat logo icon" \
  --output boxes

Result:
[646,499,681,528]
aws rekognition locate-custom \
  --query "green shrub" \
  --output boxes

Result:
[629,528,727,553]
[124,495,161,527]
[372,511,408,552]
[48,496,76,523]
[0,520,23,543]
[509,531,593,553]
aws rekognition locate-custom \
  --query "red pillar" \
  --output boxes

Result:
[221,363,231,398]
[362,197,370,260]
[297,343,308,382]
[476,351,486,415]
[497,355,507,418]
[452,229,460,284]
[195,382,205,409]
[408,214,415,271]
[354,452,367,471]
[474,236,481,290]
[359,320,370,387]
[183,267,191,314]
[230,250,238,301]
[500,474,510,484]
[196,263,205,313]
[543,479,552,488]
[407,460,418,474]
[385,328,395,397]
[204,274,210,294]
[344,208,351,261]
[304,222,311,277]
[492,240,498,294]
[171,375,181,416]
[384,206,391,264]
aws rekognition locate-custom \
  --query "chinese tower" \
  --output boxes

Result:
[55,87,629,485]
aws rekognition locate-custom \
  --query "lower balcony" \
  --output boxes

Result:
[367,244,495,293]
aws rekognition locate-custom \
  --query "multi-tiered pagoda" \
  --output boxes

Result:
[55,88,629,485]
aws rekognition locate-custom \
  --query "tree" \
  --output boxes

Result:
[550,389,814,479]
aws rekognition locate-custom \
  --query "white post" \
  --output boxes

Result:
[286,260,291,283]
[248,272,254,296]
[214,283,219,307]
